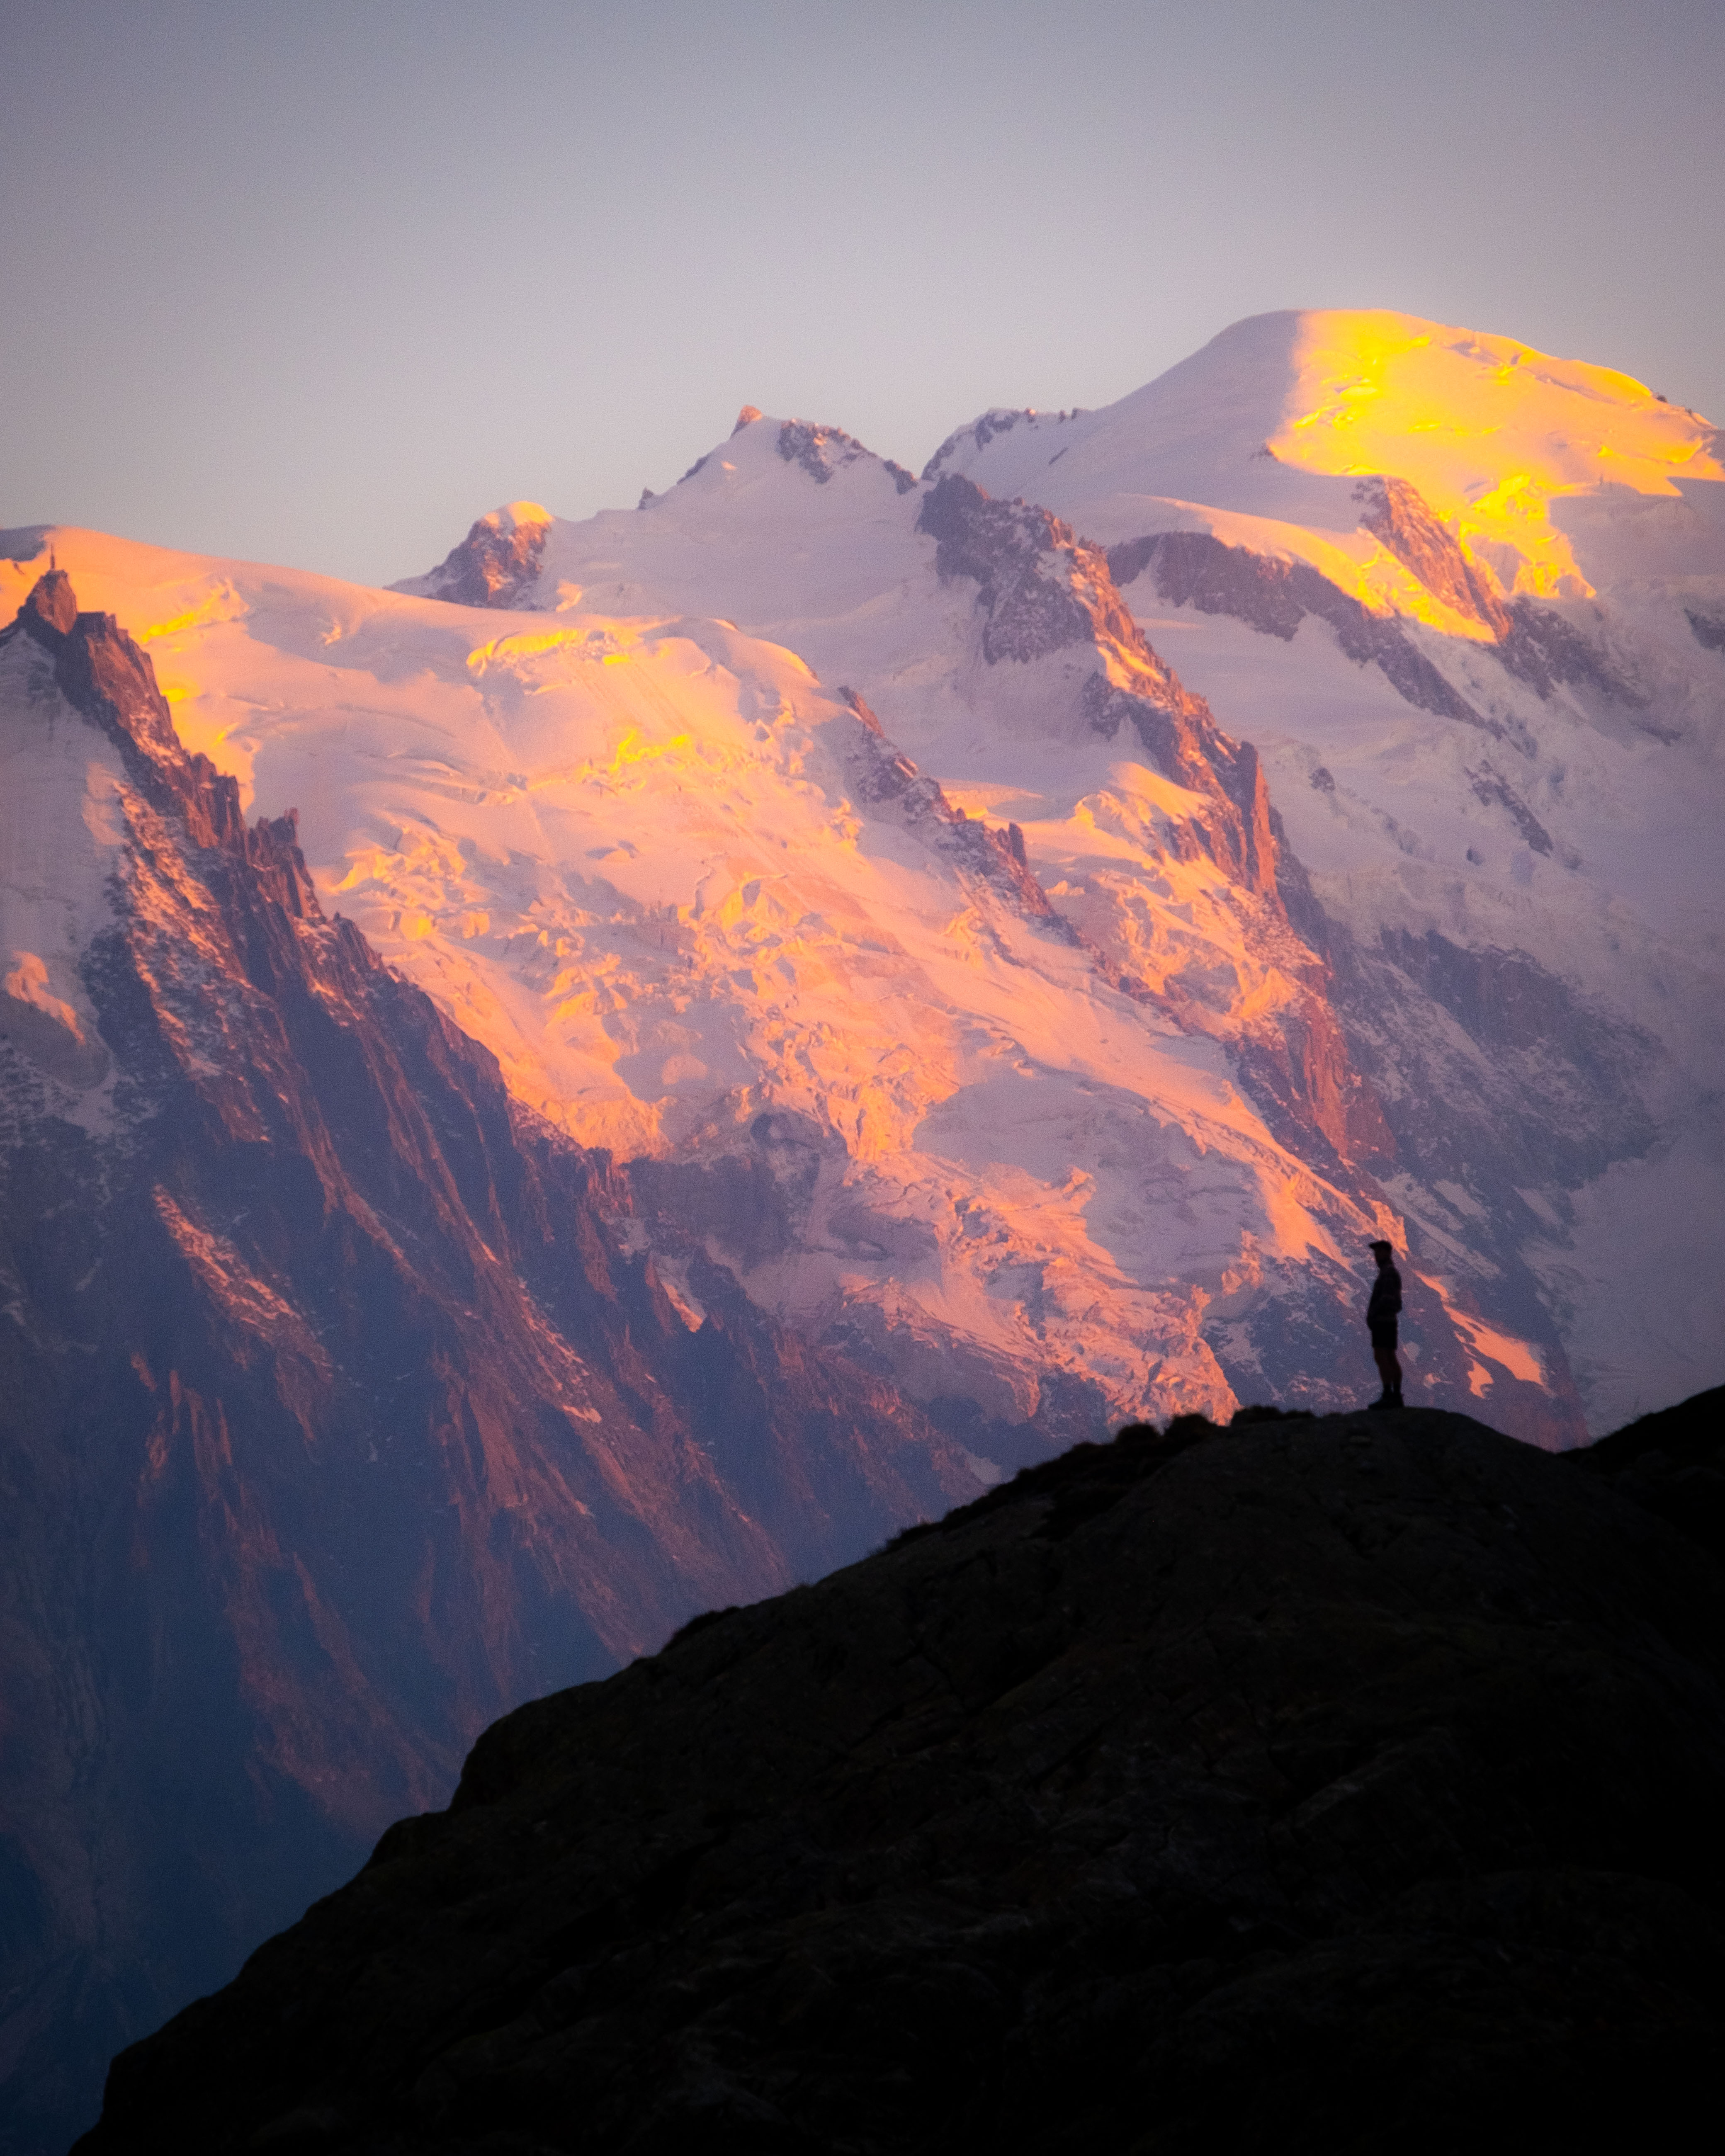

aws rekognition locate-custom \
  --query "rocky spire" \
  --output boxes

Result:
[14,565,78,640]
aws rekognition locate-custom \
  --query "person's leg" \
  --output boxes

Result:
[1371,1339,1403,1403]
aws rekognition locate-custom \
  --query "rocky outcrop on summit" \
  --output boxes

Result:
[79,1404,1725,2155]
[922,405,1038,479]
[0,575,978,2156]
[776,420,918,495]
[918,472,1145,667]
[920,404,1085,483]
[394,502,551,607]
[1353,474,1511,636]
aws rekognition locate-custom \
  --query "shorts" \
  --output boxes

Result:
[1370,1322,1399,1352]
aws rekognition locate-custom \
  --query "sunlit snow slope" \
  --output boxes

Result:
[3,520,1433,1455]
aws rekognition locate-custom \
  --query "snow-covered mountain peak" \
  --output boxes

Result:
[13,521,1450,1446]
[635,410,919,515]
[946,308,1725,607]
[7,306,1725,2150]
[1268,310,1724,601]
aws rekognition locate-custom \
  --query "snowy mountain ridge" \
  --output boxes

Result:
[391,316,1723,1432]
[9,306,1723,1443]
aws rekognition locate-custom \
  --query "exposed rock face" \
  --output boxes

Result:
[1463,761,1555,854]
[1353,474,1511,635]
[920,478,1283,902]
[1368,930,1655,1186]
[395,503,551,607]
[836,686,1073,935]
[1109,528,1500,735]
[1495,595,1647,709]
[0,577,980,2155]
[920,404,1084,483]
[1110,524,1647,734]
[78,1404,1725,2154]
[922,405,1037,478]
[913,479,1403,1185]
[776,420,918,495]
[918,473,1135,667]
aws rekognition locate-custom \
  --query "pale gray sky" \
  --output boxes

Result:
[4,0,1721,585]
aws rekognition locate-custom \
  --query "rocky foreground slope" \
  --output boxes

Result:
[80,1396,1725,2153]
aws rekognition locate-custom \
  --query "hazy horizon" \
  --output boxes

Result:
[5,0,1722,587]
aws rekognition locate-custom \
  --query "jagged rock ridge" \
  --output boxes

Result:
[0,573,980,2156]
[777,419,918,495]
[398,502,552,607]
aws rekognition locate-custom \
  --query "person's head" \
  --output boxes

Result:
[1369,1239,1394,1265]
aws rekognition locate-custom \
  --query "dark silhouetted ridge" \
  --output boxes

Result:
[78,1399,1725,2155]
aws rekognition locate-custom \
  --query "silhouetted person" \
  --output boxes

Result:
[1366,1240,1403,1409]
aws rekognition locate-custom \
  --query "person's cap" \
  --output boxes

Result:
[1368,1239,1394,1255]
